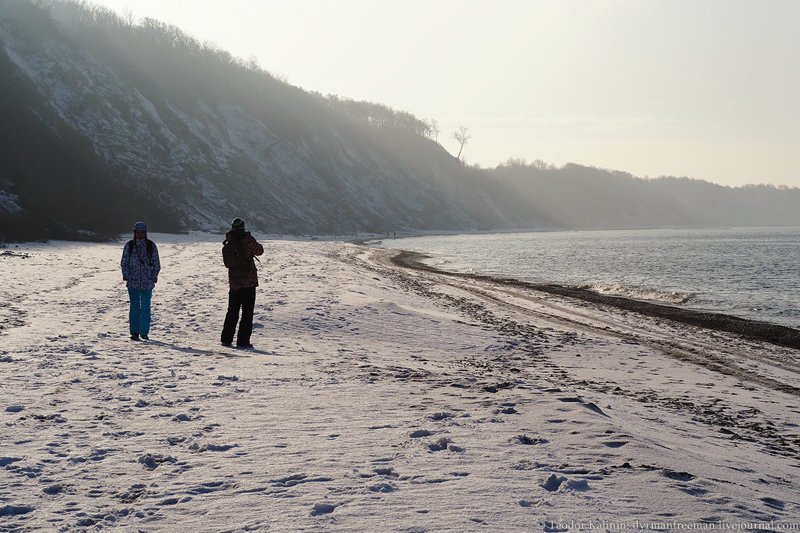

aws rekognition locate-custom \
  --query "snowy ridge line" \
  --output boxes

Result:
[390,250,800,351]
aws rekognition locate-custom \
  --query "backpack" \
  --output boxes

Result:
[222,237,250,277]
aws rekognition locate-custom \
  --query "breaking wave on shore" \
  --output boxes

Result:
[581,282,694,305]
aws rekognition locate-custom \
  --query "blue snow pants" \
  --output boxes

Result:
[127,287,153,336]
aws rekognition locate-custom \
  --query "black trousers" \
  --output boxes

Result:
[221,287,256,346]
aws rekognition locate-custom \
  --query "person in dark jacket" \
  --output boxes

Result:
[121,221,161,340]
[221,217,264,349]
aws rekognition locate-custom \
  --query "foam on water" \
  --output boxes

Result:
[580,283,694,305]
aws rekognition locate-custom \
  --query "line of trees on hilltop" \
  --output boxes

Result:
[35,0,444,147]
[6,0,457,161]
[491,159,800,229]
[323,95,433,138]
[8,0,471,163]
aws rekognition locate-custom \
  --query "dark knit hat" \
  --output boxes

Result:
[231,217,245,231]
[133,221,147,231]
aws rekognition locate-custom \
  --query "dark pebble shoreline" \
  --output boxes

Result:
[391,250,800,351]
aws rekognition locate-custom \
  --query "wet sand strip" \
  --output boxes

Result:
[391,250,800,351]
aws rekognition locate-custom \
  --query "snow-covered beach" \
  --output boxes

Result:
[1,235,798,530]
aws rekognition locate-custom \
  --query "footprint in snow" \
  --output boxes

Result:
[428,437,451,452]
[483,382,514,393]
[138,453,177,470]
[564,478,590,491]
[369,482,396,493]
[558,396,609,417]
[188,442,238,453]
[427,437,464,453]
[117,484,146,503]
[187,481,229,495]
[662,469,696,481]
[271,473,334,488]
[678,487,710,497]
[514,434,548,445]
[0,504,35,517]
[558,397,583,403]
[42,484,65,495]
[761,497,784,510]
[374,467,399,478]
[541,474,566,492]
[310,503,337,516]
[541,474,590,492]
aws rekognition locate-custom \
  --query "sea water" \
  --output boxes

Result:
[378,227,800,329]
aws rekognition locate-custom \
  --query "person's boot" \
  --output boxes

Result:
[130,333,140,341]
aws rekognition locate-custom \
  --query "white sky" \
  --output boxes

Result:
[88,0,800,187]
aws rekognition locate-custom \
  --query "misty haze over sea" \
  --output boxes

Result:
[379,227,800,329]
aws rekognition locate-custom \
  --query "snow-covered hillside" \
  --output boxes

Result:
[1,236,797,529]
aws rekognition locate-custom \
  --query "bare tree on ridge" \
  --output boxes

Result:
[452,126,471,161]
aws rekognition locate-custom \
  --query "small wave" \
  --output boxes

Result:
[582,283,694,305]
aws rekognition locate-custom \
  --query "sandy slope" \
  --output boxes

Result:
[1,235,798,531]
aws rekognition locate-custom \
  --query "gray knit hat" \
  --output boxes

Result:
[231,217,245,231]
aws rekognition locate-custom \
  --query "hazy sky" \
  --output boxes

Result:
[89,0,799,187]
